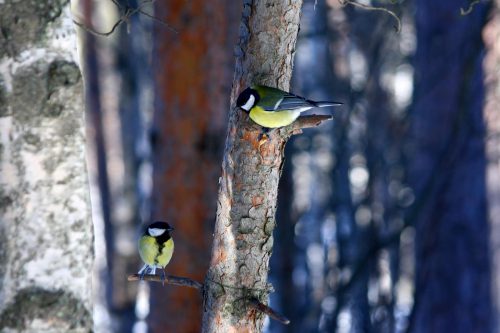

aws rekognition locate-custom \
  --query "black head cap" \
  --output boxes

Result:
[236,87,260,112]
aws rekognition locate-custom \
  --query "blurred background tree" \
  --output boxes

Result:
[72,0,499,332]
[148,1,239,332]
[408,1,492,332]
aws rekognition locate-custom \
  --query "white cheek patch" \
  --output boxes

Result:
[148,228,166,237]
[241,94,255,111]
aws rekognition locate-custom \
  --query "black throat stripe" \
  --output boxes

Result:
[155,232,171,249]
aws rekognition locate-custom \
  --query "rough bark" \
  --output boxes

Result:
[201,1,303,332]
[409,1,492,332]
[0,1,93,332]
[149,1,240,332]
[484,2,500,332]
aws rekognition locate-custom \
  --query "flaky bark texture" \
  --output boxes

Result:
[0,1,93,332]
[202,1,303,332]
[484,2,500,331]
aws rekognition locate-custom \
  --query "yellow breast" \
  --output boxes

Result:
[249,107,300,128]
[139,236,159,265]
[138,236,174,268]
[156,238,174,268]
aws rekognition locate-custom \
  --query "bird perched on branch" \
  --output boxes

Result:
[236,85,342,131]
[138,221,174,281]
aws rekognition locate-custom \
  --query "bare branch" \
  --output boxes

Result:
[282,114,333,136]
[127,274,204,290]
[248,298,290,325]
[129,274,291,326]
[339,0,401,32]
[73,18,124,37]
[293,114,333,129]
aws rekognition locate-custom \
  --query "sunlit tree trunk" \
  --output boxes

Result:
[202,1,303,332]
[149,1,240,332]
[484,2,500,331]
[0,1,93,331]
[409,1,492,332]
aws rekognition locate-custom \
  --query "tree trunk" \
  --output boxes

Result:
[149,1,240,332]
[484,2,500,332]
[409,1,492,332]
[0,1,93,331]
[201,1,303,332]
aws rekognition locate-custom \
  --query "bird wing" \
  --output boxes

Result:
[139,236,159,266]
[254,85,316,112]
[277,93,317,110]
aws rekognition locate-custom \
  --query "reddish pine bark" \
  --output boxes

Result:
[202,1,304,332]
[148,1,240,332]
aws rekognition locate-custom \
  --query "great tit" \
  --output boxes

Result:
[236,85,341,129]
[138,221,174,281]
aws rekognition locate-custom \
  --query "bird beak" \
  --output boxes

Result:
[168,226,175,231]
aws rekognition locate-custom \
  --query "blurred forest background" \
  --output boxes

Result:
[2,0,498,332]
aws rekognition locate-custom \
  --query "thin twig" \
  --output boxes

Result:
[110,0,121,9]
[339,0,401,32]
[248,297,290,325]
[73,18,124,37]
[460,0,483,15]
[138,9,178,33]
[73,4,142,37]
[73,0,177,37]
[128,274,204,290]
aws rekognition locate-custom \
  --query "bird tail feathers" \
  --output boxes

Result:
[311,101,343,107]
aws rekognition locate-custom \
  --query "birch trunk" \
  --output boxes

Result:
[202,1,303,332]
[0,1,93,331]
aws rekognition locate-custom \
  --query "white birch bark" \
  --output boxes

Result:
[0,1,93,331]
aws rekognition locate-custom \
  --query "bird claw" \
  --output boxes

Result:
[258,134,268,148]
[138,265,160,281]
[258,127,270,143]
[258,128,270,152]
[138,264,149,279]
